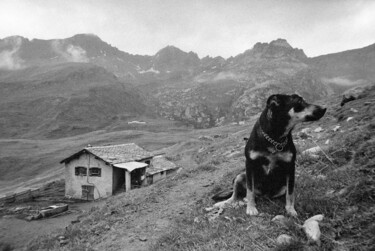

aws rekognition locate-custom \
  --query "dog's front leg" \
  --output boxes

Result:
[246,161,258,215]
[286,165,297,217]
[214,173,246,209]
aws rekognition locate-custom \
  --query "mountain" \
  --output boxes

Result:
[309,43,375,88]
[152,46,200,72]
[1,34,374,130]
[0,63,147,138]
[145,39,328,128]
[0,34,152,82]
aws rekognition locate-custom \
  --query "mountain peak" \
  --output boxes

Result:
[153,45,200,72]
[71,33,101,40]
[156,45,185,55]
[249,38,306,60]
[1,35,28,45]
[269,38,292,48]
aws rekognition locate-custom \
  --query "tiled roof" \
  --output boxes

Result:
[147,155,177,175]
[61,143,153,164]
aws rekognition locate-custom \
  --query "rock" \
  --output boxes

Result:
[194,217,201,223]
[303,214,324,245]
[59,239,69,246]
[276,234,293,245]
[271,215,288,227]
[139,236,148,242]
[338,187,349,196]
[303,220,321,245]
[302,146,321,156]
[340,85,369,106]
[314,127,324,133]
[301,128,310,134]
[57,235,66,241]
[198,135,214,141]
[59,239,68,245]
[298,132,310,139]
[350,108,358,113]
[271,215,286,222]
[346,117,354,122]
[325,139,330,145]
[305,214,324,222]
[71,219,80,224]
[333,125,341,132]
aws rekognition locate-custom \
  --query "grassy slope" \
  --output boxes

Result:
[0,118,190,196]
[22,87,375,251]
[150,88,375,251]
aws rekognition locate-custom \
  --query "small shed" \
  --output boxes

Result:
[60,143,153,200]
[147,155,178,184]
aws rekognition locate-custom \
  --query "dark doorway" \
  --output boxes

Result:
[131,168,145,189]
[113,167,125,194]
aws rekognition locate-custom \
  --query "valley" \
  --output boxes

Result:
[0,33,374,250]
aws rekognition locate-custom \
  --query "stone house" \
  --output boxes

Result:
[60,143,177,200]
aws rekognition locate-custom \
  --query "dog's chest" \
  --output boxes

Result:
[250,150,293,175]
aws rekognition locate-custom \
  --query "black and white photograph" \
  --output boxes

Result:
[0,0,374,250]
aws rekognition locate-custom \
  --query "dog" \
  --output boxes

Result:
[213,94,326,216]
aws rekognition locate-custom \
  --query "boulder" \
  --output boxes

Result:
[276,234,293,245]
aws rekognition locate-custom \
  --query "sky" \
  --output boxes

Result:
[0,0,374,58]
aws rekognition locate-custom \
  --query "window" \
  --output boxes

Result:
[75,166,87,176]
[89,167,101,177]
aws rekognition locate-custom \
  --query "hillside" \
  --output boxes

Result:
[310,43,375,87]
[0,63,149,139]
[22,85,375,251]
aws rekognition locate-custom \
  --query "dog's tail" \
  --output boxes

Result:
[211,189,233,201]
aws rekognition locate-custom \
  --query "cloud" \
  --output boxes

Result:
[51,40,88,62]
[1,0,374,58]
[65,44,88,62]
[322,77,368,86]
[0,36,24,70]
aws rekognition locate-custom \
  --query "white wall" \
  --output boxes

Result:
[65,153,113,200]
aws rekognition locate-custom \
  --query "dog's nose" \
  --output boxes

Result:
[315,107,327,118]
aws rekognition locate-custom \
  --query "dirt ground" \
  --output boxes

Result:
[0,200,107,250]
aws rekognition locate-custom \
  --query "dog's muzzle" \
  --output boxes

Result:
[305,106,326,121]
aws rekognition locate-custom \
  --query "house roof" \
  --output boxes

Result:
[147,155,178,175]
[60,143,153,164]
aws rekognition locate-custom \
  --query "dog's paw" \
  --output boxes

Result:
[246,206,259,216]
[286,206,298,217]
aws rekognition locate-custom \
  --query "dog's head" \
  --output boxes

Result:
[265,94,326,133]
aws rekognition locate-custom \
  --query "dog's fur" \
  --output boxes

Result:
[213,94,326,216]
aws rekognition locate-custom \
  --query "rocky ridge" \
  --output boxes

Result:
[1,34,374,129]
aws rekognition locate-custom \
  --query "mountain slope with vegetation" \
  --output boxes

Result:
[24,86,375,251]
[0,63,148,138]
[2,34,375,130]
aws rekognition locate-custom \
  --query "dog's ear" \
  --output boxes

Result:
[267,95,280,108]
